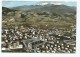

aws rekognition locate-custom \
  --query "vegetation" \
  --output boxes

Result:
[2,5,76,30]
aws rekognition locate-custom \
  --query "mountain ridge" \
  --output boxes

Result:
[9,4,76,14]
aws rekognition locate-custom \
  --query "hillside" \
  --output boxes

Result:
[2,6,76,29]
[10,4,76,14]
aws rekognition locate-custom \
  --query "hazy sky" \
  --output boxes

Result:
[2,1,76,7]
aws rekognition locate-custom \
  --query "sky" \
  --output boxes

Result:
[2,1,76,7]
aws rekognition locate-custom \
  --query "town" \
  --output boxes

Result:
[1,25,76,53]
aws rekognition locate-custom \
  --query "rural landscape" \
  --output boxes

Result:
[2,1,76,53]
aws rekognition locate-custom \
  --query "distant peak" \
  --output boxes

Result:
[34,2,63,6]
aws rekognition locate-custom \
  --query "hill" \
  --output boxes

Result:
[2,6,76,29]
[10,4,76,14]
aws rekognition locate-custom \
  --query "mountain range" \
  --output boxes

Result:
[2,4,76,29]
[8,4,76,14]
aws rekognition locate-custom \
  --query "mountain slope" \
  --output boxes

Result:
[28,5,76,14]
[10,4,76,14]
[11,5,44,11]
[2,7,17,15]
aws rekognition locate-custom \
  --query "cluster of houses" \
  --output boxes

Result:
[1,26,76,53]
